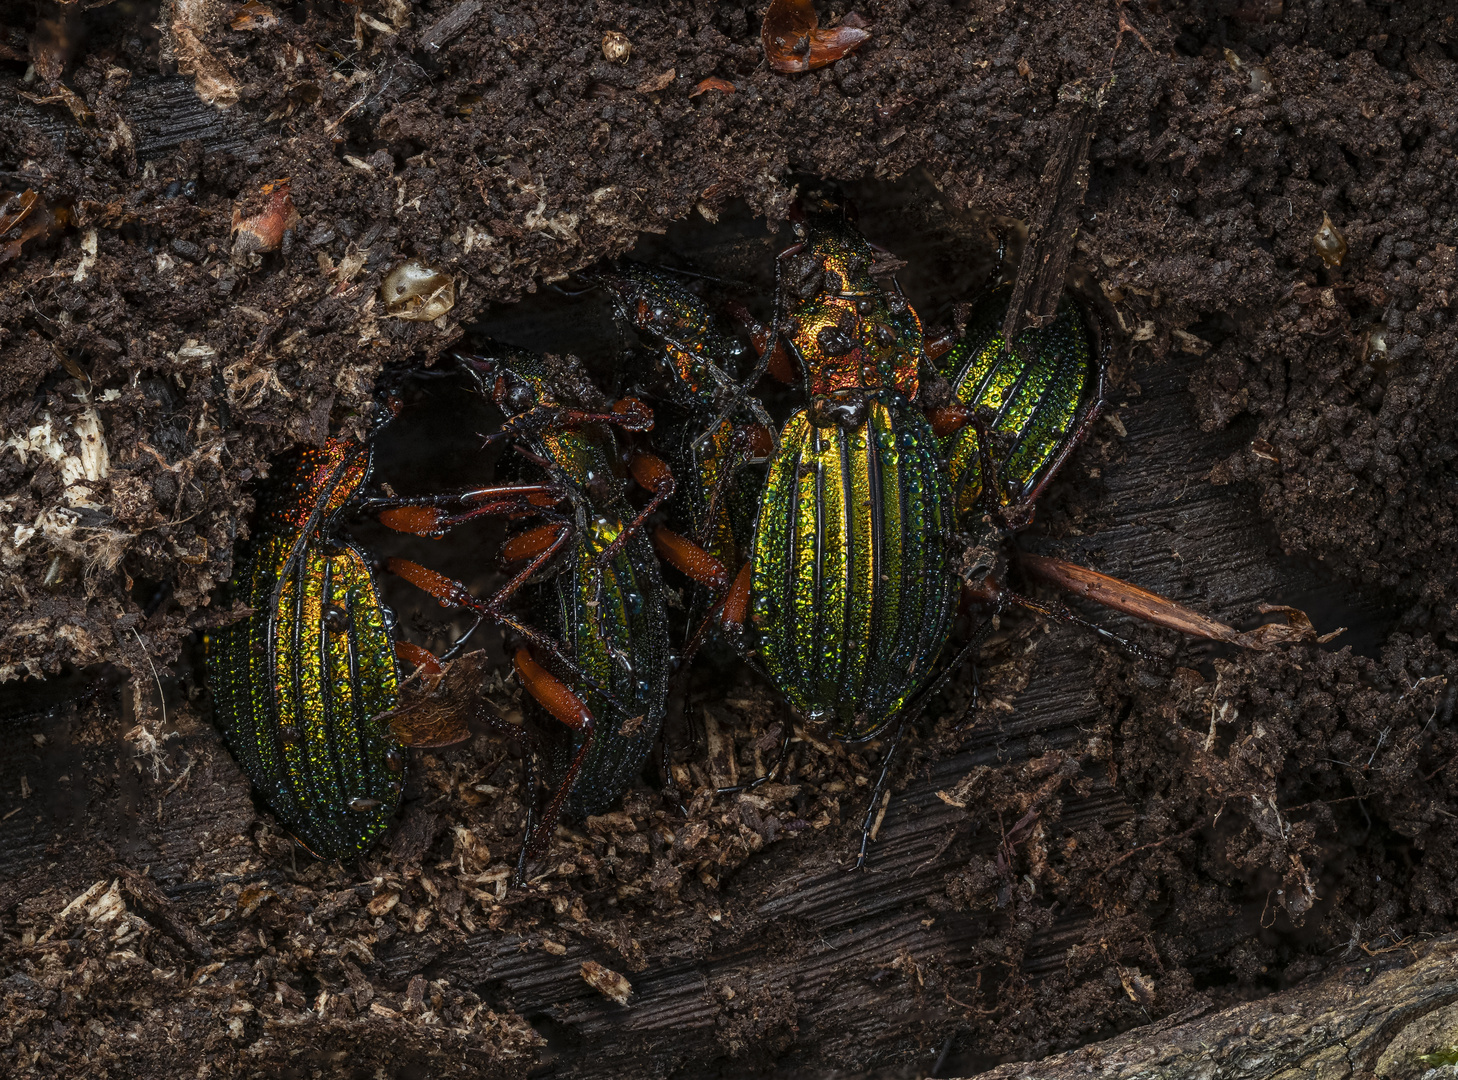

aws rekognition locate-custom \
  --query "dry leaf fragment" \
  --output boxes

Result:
[231,178,298,259]
[636,67,676,93]
[580,960,632,1005]
[236,883,277,917]
[366,889,400,916]
[20,84,95,127]
[690,77,736,97]
[1250,438,1280,463]
[0,189,72,265]
[230,2,278,30]
[169,0,240,108]
[380,649,502,747]
[762,0,870,74]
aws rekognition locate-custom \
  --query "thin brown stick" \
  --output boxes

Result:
[1019,553,1242,644]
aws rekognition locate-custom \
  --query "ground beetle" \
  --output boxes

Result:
[613,199,1257,866]
[206,438,406,859]
[372,348,676,875]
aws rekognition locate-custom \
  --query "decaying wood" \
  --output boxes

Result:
[963,932,1458,1080]
[0,350,1390,1077]
[1000,85,1099,342]
[0,28,1431,1078]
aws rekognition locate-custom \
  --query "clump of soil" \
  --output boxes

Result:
[2,1,1457,1078]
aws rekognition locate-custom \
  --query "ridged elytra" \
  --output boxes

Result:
[603,199,1111,868]
[481,348,675,824]
[205,438,403,859]
[934,282,1102,529]
[371,345,677,869]
[740,210,963,745]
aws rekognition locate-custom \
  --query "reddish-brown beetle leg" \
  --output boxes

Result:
[501,522,569,564]
[652,527,729,591]
[736,423,776,462]
[927,401,971,438]
[513,648,593,731]
[386,558,473,608]
[960,572,1002,611]
[513,647,597,862]
[628,450,674,494]
[720,562,753,628]
[723,300,795,384]
[379,505,449,536]
[611,397,655,432]
[587,451,677,569]
[924,327,956,363]
[375,482,566,537]
[394,640,443,676]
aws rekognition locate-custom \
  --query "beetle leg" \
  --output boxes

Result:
[722,299,796,384]
[969,413,1014,530]
[367,482,566,537]
[926,400,971,438]
[588,451,678,570]
[513,647,596,860]
[513,746,541,886]
[438,615,483,661]
[835,627,988,869]
[484,398,656,447]
[500,521,571,565]
[720,562,754,628]
[854,714,910,870]
[385,523,635,715]
[514,646,594,729]
[923,326,957,363]
[652,527,731,592]
[394,639,444,677]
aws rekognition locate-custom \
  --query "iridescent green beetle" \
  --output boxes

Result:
[595,264,775,642]
[206,439,405,859]
[373,347,676,870]
[930,281,1105,535]
[469,347,674,829]
[740,219,960,744]
[615,208,964,862]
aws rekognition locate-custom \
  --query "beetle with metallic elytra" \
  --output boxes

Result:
[607,196,1299,867]
[365,347,679,878]
[205,437,409,859]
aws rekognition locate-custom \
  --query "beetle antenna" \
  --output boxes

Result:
[690,242,800,454]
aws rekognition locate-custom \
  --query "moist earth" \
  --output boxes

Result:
[1,1,1456,1077]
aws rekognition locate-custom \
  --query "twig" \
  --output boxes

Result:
[132,626,167,731]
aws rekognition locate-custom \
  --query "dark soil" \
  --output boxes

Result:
[2,1,1457,1077]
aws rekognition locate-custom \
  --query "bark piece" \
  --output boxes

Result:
[961,934,1458,1080]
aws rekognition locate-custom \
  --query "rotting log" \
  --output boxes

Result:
[1,11,1447,1077]
[962,933,1458,1080]
[0,343,1395,1078]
